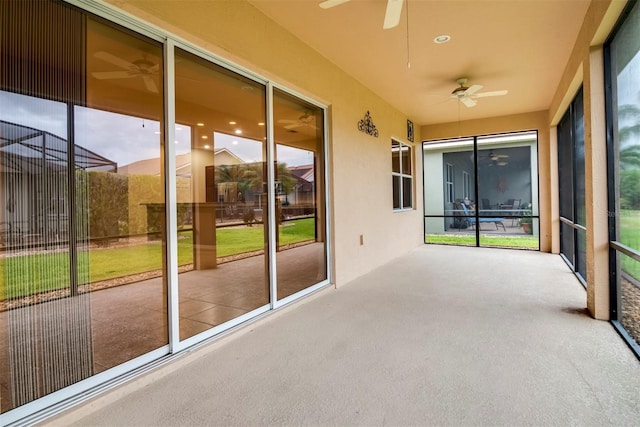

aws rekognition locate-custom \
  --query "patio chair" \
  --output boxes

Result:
[460,203,506,231]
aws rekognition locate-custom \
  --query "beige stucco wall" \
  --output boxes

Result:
[104,0,423,287]
[422,111,552,252]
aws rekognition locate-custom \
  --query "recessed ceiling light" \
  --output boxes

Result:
[229,121,237,125]
[196,123,205,127]
[234,129,242,135]
[434,35,451,44]
[201,135,208,139]
[258,122,265,126]
[204,144,210,149]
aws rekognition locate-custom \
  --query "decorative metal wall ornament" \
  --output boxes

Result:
[407,119,414,142]
[358,110,379,137]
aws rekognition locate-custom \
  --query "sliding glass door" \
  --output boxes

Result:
[0,0,330,418]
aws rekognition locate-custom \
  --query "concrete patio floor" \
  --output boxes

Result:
[51,245,640,426]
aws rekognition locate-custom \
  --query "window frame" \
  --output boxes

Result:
[392,139,414,211]
[445,162,454,204]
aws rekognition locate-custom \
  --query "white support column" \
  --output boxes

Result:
[584,46,610,320]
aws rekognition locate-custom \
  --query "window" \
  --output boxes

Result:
[463,171,471,199]
[392,140,413,210]
[445,163,454,204]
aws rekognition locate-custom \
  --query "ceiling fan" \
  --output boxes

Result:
[481,150,510,166]
[278,112,318,131]
[319,0,404,30]
[92,51,160,94]
[451,78,508,108]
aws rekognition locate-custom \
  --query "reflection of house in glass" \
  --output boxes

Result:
[285,164,316,216]
[0,120,116,247]
[117,148,314,226]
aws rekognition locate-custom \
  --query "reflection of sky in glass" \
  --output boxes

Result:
[75,107,163,166]
[213,132,261,163]
[277,144,314,167]
[0,90,67,138]
[213,132,314,167]
[1,90,315,168]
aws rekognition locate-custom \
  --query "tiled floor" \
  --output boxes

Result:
[0,242,326,414]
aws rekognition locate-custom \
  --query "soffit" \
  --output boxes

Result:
[249,0,592,126]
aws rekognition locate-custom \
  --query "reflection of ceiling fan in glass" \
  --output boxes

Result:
[92,51,160,93]
[278,112,318,131]
[482,150,510,166]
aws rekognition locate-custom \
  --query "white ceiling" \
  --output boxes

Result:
[249,0,592,126]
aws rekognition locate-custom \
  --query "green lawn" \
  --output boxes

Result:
[1,218,316,299]
[425,233,539,249]
[619,209,640,281]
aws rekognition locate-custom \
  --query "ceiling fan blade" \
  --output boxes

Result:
[383,0,404,29]
[464,84,483,96]
[319,0,351,9]
[284,123,304,130]
[460,97,477,108]
[142,76,159,93]
[92,71,135,80]
[475,90,508,98]
[94,51,135,70]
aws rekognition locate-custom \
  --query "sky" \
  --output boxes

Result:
[1,90,315,168]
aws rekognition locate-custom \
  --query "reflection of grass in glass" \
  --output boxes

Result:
[216,226,265,257]
[620,210,640,281]
[1,218,316,298]
[426,233,539,249]
[280,218,316,245]
[2,252,72,299]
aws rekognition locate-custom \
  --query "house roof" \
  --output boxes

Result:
[0,120,117,173]
[288,164,314,182]
[118,147,244,176]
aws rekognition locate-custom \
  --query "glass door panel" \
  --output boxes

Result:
[0,4,168,412]
[174,48,269,340]
[273,89,327,300]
